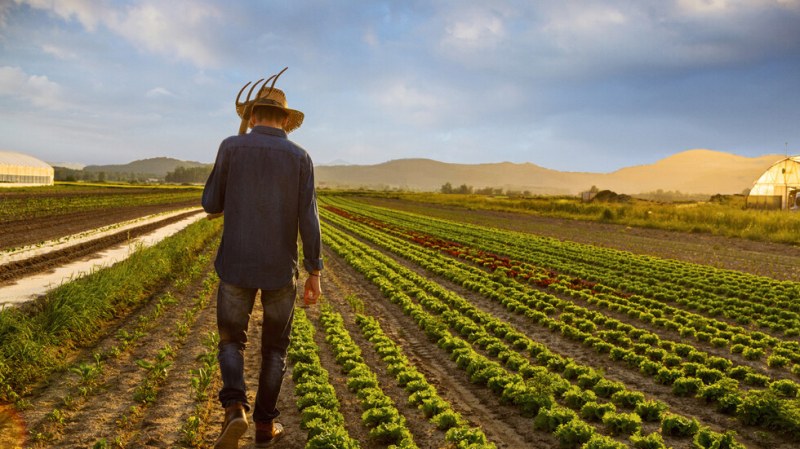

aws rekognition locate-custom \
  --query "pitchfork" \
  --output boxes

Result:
[235,67,288,135]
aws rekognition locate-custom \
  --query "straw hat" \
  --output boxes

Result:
[236,88,304,133]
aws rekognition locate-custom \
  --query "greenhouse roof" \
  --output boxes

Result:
[0,151,52,169]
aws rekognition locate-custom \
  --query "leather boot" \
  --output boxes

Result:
[214,402,248,449]
[255,421,284,448]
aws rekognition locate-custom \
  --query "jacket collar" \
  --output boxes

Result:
[251,126,287,138]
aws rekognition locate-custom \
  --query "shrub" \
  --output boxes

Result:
[580,401,616,422]
[602,411,642,435]
[634,399,668,422]
[562,386,597,410]
[610,390,645,409]
[630,431,667,449]
[431,410,461,430]
[592,379,625,398]
[654,368,681,385]
[743,372,770,388]
[581,433,627,449]
[554,418,594,448]
[533,405,577,432]
[696,368,724,385]
[305,426,360,449]
[697,378,739,403]
[661,413,699,437]
[767,355,791,369]
[737,389,800,434]
[693,427,746,449]
[672,377,703,396]
[742,346,765,360]
[501,378,554,417]
[576,372,602,390]
[769,379,800,398]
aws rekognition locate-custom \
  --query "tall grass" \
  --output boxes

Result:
[354,192,800,246]
[0,218,222,401]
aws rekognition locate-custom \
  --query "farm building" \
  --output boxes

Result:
[746,155,800,210]
[0,150,54,186]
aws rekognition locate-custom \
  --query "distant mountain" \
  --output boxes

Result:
[83,157,207,178]
[316,149,787,195]
[318,159,352,167]
[49,161,85,170]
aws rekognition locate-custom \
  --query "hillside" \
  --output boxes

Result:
[83,157,207,177]
[316,149,787,195]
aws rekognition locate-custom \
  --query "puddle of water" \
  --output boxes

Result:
[0,212,207,309]
[1,207,202,264]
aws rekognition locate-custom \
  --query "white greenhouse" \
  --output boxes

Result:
[0,151,54,186]
[746,156,800,210]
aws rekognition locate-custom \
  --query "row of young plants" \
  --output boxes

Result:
[318,304,419,448]
[20,232,218,445]
[322,198,800,372]
[180,331,221,447]
[325,197,800,337]
[354,308,496,448]
[0,218,222,403]
[322,220,750,449]
[0,186,201,222]
[288,308,361,449]
[320,208,800,441]
[80,261,220,448]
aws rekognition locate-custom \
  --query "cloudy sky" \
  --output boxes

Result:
[1,0,799,172]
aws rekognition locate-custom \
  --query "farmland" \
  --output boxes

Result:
[1,190,799,448]
[0,183,202,250]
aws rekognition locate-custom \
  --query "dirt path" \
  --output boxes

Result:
[359,197,800,281]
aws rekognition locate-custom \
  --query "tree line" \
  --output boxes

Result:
[440,182,532,197]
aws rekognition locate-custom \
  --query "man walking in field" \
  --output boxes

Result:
[202,69,323,448]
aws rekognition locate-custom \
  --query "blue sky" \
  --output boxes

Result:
[1,0,799,172]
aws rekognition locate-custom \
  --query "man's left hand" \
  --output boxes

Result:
[302,273,322,307]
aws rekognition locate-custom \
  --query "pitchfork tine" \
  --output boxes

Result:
[263,67,288,100]
[235,81,252,106]
[256,74,278,99]
[244,78,265,103]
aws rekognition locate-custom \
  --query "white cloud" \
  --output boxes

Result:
[0,66,64,108]
[15,0,114,31]
[17,0,224,68]
[374,81,443,126]
[440,7,507,51]
[41,44,78,59]
[113,1,223,68]
[145,87,176,98]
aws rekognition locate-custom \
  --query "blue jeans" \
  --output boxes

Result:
[216,279,296,423]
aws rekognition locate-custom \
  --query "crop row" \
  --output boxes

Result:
[0,218,222,403]
[0,188,201,222]
[322,198,800,372]
[322,218,754,448]
[321,206,800,441]
[318,304,418,448]
[355,311,495,448]
[31,244,220,446]
[324,197,800,337]
[288,308,361,448]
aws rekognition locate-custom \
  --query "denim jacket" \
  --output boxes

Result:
[202,126,323,290]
